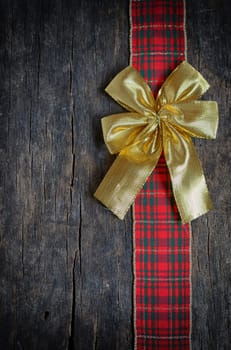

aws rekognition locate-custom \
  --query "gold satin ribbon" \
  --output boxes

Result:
[94,61,219,222]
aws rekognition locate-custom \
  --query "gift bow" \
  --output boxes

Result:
[94,61,219,222]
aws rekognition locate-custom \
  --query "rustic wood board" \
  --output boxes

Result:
[0,0,230,349]
[187,1,231,349]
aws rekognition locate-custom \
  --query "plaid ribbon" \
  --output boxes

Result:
[131,1,191,349]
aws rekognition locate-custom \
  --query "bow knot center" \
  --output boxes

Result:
[157,104,182,124]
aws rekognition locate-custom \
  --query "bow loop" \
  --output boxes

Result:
[102,112,161,163]
[174,101,219,139]
[156,61,210,108]
[102,112,148,154]
[105,66,155,116]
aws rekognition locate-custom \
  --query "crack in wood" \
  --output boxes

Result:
[78,197,82,276]
[69,23,75,209]
[68,249,77,350]
[93,316,98,350]
[68,198,82,350]
[69,153,75,208]
[21,214,25,278]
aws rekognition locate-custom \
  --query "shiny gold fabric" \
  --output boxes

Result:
[94,61,219,222]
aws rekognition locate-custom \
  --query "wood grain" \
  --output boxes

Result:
[187,1,231,349]
[0,0,230,349]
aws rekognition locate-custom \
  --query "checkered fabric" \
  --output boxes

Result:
[131,1,191,349]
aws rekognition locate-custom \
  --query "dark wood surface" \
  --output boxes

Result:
[187,2,231,349]
[0,0,230,349]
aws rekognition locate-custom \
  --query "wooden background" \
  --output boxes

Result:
[0,0,230,349]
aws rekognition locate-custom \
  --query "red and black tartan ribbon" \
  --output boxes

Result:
[131,1,191,349]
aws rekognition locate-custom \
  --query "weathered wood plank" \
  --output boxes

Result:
[0,1,132,349]
[70,1,132,349]
[187,1,231,349]
[0,1,80,349]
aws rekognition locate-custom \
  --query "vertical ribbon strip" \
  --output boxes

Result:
[131,1,191,349]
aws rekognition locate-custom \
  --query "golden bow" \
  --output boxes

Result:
[94,61,219,222]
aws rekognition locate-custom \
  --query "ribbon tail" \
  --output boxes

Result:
[163,123,213,223]
[94,153,161,220]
